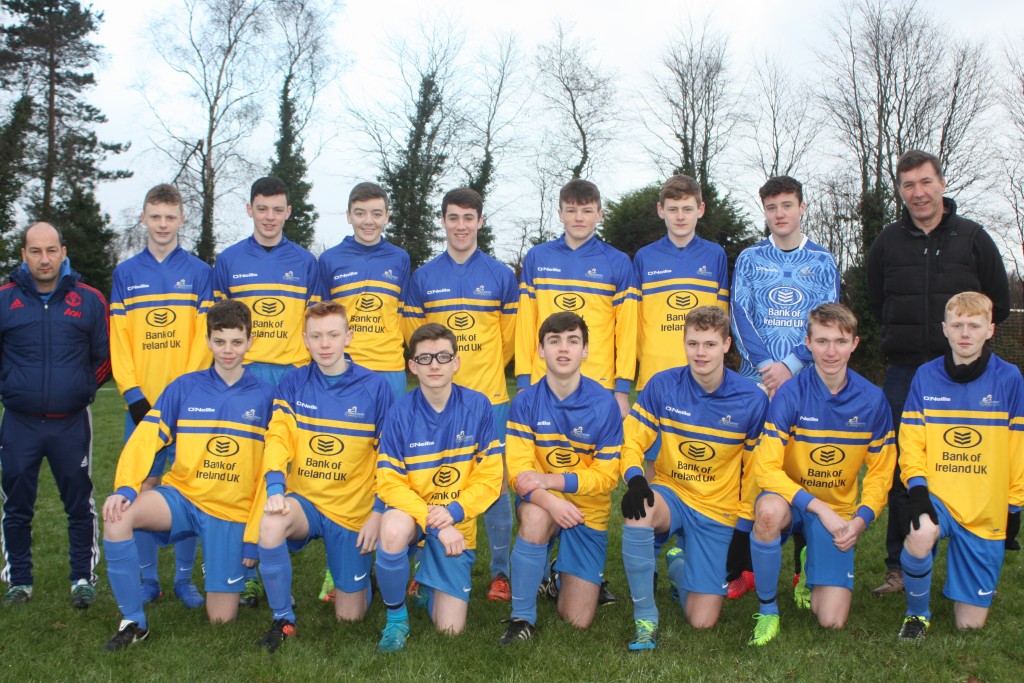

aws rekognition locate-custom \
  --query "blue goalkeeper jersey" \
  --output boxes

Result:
[633,235,729,389]
[731,235,840,382]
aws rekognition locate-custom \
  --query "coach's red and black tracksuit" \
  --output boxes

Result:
[0,263,110,587]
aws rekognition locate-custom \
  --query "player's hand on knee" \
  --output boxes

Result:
[103,494,131,523]
[264,493,288,515]
[900,486,938,537]
[621,475,655,520]
[438,527,466,556]
[357,511,382,554]
[426,504,454,530]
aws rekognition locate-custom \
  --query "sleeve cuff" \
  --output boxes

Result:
[124,387,145,405]
[266,483,285,497]
[781,353,804,376]
[242,543,258,561]
[265,470,286,489]
[114,486,138,503]
[907,477,927,490]
[516,374,530,390]
[792,489,814,512]
[855,505,875,527]
[614,378,632,394]
[624,466,644,483]
[372,495,385,514]
[562,473,579,494]
[1009,505,1021,514]
[447,501,465,524]
[734,517,753,533]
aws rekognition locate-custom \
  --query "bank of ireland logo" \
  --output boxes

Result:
[253,297,285,317]
[432,466,461,487]
[667,292,698,311]
[356,293,383,312]
[546,448,580,468]
[448,312,475,330]
[554,293,585,311]
[809,446,846,467]
[678,440,715,462]
[943,427,982,449]
[206,436,240,457]
[767,287,803,308]
[146,308,176,327]
[309,434,344,456]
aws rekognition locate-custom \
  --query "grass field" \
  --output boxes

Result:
[0,385,1021,682]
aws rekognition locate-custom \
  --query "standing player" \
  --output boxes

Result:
[101,301,275,650]
[403,187,518,601]
[317,182,411,601]
[895,292,1024,640]
[109,184,213,608]
[213,176,321,606]
[619,306,768,650]
[374,323,502,653]
[500,312,622,644]
[254,302,394,651]
[633,175,729,389]
[748,303,895,646]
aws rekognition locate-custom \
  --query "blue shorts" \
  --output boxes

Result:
[124,412,176,479]
[377,370,407,403]
[414,533,475,603]
[244,362,295,387]
[286,494,372,594]
[152,486,245,593]
[931,495,1004,608]
[651,485,731,595]
[553,524,608,586]
[781,502,853,591]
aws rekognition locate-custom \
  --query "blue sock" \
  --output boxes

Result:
[622,526,658,623]
[134,530,159,585]
[510,538,547,624]
[376,548,410,612]
[258,543,294,622]
[666,548,688,610]
[485,493,513,577]
[750,535,781,616]
[900,547,933,620]
[105,538,147,629]
[173,536,198,585]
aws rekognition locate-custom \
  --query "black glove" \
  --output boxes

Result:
[620,475,655,520]
[900,486,938,537]
[128,398,152,426]
[1006,510,1021,551]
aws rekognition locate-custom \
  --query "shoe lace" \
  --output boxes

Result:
[633,620,657,643]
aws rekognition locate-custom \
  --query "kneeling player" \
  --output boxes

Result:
[500,312,622,644]
[254,302,394,651]
[896,292,1024,640]
[620,306,768,650]
[102,301,275,650]
[374,323,501,652]
[749,303,895,646]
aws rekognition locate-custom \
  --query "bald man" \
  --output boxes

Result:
[0,223,111,609]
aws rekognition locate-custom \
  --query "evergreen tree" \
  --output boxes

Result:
[698,180,757,273]
[466,153,495,256]
[268,75,317,249]
[52,185,116,295]
[0,95,32,271]
[379,72,447,269]
[598,185,662,258]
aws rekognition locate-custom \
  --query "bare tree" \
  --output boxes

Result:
[643,17,739,184]
[534,21,618,180]
[999,40,1024,275]
[803,172,863,276]
[148,0,268,263]
[746,52,820,180]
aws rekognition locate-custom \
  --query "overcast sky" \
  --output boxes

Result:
[86,0,1024,258]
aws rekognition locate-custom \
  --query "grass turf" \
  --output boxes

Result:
[0,386,1021,682]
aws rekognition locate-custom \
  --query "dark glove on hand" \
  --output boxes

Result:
[900,486,938,537]
[620,475,655,520]
[1005,510,1021,550]
[128,398,152,426]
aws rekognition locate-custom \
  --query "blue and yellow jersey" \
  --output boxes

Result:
[262,360,394,532]
[622,367,767,526]
[403,250,517,405]
[318,237,410,372]
[109,247,214,405]
[213,236,322,367]
[754,367,895,523]
[900,354,1024,540]
[376,384,501,548]
[515,235,639,392]
[730,236,840,382]
[506,376,622,531]
[112,367,276,537]
[633,236,729,390]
